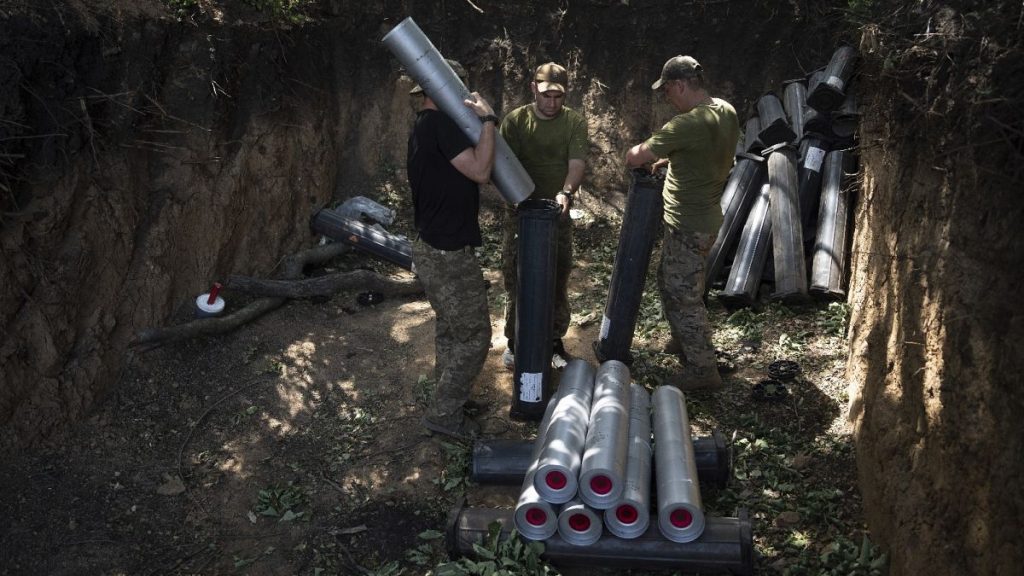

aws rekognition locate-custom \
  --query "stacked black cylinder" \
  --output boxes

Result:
[713,45,859,307]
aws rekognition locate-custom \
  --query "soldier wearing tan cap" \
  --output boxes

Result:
[626,55,740,391]
[499,62,590,371]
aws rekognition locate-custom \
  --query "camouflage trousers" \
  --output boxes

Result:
[658,226,718,371]
[501,211,574,344]
[412,238,491,426]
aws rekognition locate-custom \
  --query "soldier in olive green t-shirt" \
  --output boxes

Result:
[499,62,589,371]
[626,55,740,391]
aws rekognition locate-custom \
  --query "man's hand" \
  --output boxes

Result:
[464,92,495,117]
[555,191,572,220]
[650,158,669,173]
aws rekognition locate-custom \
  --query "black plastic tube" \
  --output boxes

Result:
[310,208,412,270]
[471,430,732,488]
[705,154,767,294]
[797,135,832,250]
[807,45,858,112]
[510,199,561,421]
[446,505,753,575]
[831,89,859,144]
[803,70,831,136]
[810,150,851,299]
[742,116,762,154]
[756,93,797,146]
[594,169,664,365]
[782,80,807,142]
[768,145,808,302]
[718,174,772,308]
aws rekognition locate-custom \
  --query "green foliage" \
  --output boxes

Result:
[818,301,850,337]
[406,529,446,567]
[434,441,473,494]
[255,482,309,521]
[818,534,888,575]
[435,523,558,575]
[328,406,376,471]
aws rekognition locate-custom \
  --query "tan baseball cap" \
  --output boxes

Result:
[651,55,703,90]
[535,62,568,93]
[409,59,468,94]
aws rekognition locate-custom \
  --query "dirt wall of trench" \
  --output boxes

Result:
[846,3,1024,574]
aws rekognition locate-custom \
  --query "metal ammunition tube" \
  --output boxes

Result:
[535,359,596,504]
[768,145,808,303]
[706,154,767,295]
[796,135,832,248]
[810,150,851,299]
[756,93,797,146]
[604,383,652,539]
[310,209,412,270]
[718,175,772,307]
[831,90,859,143]
[381,17,534,204]
[653,386,705,543]
[513,381,565,540]
[579,361,632,509]
[557,499,604,546]
[803,70,831,136]
[807,45,858,112]
[743,116,763,154]
[510,199,561,421]
[782,80,807,142]
[594,169,664,364]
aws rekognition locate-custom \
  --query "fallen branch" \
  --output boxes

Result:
[132,242,356,346]
[133,296,285,346]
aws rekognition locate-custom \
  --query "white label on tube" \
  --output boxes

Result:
[519,373,543,402]
[804,147,826,172]
[599,315,611,339]
[826,75,845,92]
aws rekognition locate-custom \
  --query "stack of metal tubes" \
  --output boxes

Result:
[450,359,754,574]
[711,45,860,308]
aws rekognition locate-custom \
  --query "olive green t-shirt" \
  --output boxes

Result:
[500,104,589,200]
[645,98,740,233]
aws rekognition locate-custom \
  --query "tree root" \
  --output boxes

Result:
[133,242,419,346]
[225,269,421,299]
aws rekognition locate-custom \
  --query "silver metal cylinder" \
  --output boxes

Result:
[381,17,534,205]
[579,360,631,509]
[534,360,595,504]
[604,383,652,539]
[557,498,604,546]
[513,374,571,540]
[810,150,850,298]
[652,386,705,543]
[783,80,807,142]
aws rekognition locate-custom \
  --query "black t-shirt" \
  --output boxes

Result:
[407,109,483,250]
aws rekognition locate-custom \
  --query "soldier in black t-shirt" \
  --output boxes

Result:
[406,61,498,441]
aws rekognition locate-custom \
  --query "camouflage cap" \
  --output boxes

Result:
[535,62,568,93]
[651,55,703,90]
